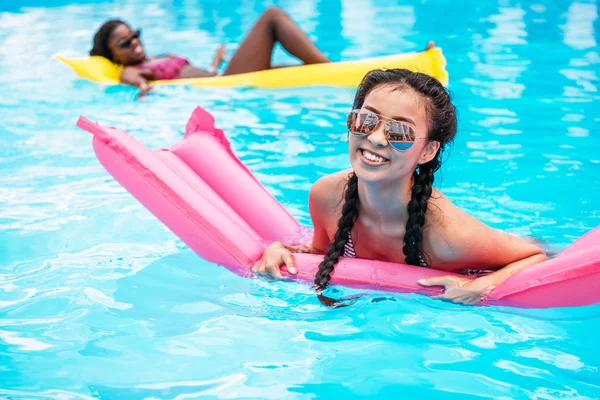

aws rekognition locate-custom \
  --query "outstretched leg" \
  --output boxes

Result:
[224,7,329,75]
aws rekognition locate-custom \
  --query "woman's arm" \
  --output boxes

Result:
[209,44,227,73]
[120,66,154,97]
[253,175,338,276]
[177,66,219,78]
[419,199,547,304]
[177,46,227,79]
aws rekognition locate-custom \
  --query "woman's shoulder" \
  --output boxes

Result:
[420,190,461,267]
[427,188,457,222]
[309,170,352,215]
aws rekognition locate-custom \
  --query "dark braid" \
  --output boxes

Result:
[315,69,457,294]
[403,157,439,266]
[90,19,126,62]
[314,172,359,291]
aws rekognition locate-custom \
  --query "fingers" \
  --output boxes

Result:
[264,262,282,278]
[136,79,151,99]
[435,289,488,306]
[483,285,496,296]
[251,260,262,273]
[418,275,454,288]
[285,243,310,254]
[217,44,228,61]
[282,252,297,275]
[251,260,282,278]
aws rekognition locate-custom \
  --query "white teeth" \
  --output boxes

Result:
[362,149,386,163]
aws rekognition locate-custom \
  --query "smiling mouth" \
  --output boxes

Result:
[359,148,390,165]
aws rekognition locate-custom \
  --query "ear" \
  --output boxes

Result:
[419,140,440,164]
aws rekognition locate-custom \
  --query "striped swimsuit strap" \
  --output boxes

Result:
[342,232,428,268]
[343,232,357,258]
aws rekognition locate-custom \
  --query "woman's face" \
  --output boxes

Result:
[108,24,146,65]
[348,84,439,184]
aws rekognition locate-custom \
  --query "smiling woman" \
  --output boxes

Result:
[88,7,330,95]
[254,68,548,305]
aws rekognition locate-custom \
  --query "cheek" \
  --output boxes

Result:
[347,134,359,152]
[347,136,361,164]
[387,145,422,169]
[402,145,427,168]
[111,50,122,62]
[113,49,130,63]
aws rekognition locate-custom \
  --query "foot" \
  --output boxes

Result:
[424,40,435,51]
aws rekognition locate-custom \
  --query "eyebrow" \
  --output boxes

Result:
[363,105,416,125]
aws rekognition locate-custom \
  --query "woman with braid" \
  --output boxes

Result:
[253,68,547,305]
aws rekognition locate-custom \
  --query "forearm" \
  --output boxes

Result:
[478,252,547,287]
[209,56,221,71]
[178,66,218,78]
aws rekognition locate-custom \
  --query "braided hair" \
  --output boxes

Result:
[90,19,126,62]
[314,171,359,289]
[314,69,457,292]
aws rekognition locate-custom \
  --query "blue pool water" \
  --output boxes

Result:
[1,0,600,398]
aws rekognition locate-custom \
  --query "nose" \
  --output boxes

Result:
[368,122,388,148]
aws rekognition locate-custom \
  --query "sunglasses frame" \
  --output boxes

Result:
[114,29,142,49]
[347,109,428,152]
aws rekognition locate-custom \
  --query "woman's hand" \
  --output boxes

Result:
[418,275,496,305]
[215,44,227,64]
[209,44,227,73]
[120,67,154,98]
[253,242,310,278]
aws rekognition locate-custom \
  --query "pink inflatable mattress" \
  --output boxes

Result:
[77,107,600,308]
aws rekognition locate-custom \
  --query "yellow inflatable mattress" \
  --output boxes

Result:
[54,47,448,88]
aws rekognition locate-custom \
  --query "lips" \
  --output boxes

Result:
[358,148,390,166]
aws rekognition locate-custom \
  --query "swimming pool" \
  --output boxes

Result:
[1,0,599,398]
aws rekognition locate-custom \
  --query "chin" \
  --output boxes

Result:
[350,158,394,183]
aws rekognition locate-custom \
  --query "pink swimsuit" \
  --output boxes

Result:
[141,55,189,80]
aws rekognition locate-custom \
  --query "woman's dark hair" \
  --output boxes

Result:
[314,68,458,292]
[90,19,126,61]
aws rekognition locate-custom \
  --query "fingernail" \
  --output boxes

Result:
[417,279,425,284]
[290,267,297,274]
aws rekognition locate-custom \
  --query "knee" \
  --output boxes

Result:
[262,6,287,20]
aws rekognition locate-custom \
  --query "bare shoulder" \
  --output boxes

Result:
[308,170,353,247]
[422,189,474,263]
[423,189,544,269]
[309,170,353,214]
[426,188,458,225]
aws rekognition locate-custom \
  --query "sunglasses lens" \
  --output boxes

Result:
[385,121,417,151]
[347,110,378,134]
[118,29,141,49]
[386,121,413,141]
[347,110,419,152]
[389,141,414,151]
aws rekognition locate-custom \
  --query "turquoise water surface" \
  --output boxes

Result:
[1,0,599,398]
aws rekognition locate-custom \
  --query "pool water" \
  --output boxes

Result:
[1,0,599,398]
